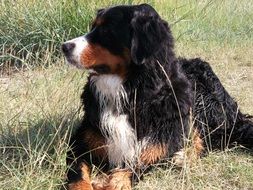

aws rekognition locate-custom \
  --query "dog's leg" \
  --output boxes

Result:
[192,129,204,157]
[91,169,132,190]
[139,143,168,165]
[106,169,132,190]
[172,129,204,167]
[66,126,109,190]
[67,162,93,190]
[172,149,186,167]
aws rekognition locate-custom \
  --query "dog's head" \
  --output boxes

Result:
[62,4,173,77]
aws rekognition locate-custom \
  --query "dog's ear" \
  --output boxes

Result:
[131,4,171,64]
[96,8,105,16]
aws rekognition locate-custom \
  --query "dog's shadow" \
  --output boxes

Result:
[1,112,82,156]
[1,110,252,189]
[0,111,82,188]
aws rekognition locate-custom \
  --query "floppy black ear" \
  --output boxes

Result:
[131,4,172,64]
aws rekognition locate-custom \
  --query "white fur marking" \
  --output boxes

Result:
[91,75,141,167]
[102,111,138,167]
[91,75,128,112]
[64,35,88,68]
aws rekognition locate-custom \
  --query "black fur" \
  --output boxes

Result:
[179,58,253,150]
[65,3,253,186]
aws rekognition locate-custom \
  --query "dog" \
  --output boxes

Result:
[62,4,253,190]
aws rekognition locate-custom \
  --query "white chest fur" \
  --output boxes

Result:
[91,74,139,167]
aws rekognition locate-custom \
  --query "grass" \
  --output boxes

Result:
[0,65,86,189]
[1,0,252,69]
[0,0,253,189]
[136,150,253,190]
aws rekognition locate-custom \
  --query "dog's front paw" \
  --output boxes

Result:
[106,169,132,190]
[67,163,93,190]
[172,149,186,168]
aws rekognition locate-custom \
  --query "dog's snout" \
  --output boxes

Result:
[62,42,75,55]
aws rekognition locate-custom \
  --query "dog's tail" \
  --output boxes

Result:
[233,114,253,149]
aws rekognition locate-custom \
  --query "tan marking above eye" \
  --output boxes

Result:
[95,18,104,25]
[91,17,104,28]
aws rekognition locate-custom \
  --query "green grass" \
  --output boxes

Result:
[1,0,252,69]
[0,0,253,189]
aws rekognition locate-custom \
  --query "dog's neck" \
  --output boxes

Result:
[90,74,128,112]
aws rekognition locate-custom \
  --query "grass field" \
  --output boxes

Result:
[0,0,253,189]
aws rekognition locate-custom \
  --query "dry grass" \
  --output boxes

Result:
[0,0,253,189]
[136,151,253,190]
[1,46,252,189]
[0,63,86,189]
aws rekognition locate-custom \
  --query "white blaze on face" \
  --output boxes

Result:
[63,35,88,68]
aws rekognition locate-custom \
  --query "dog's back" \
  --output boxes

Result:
[179,58,253,150]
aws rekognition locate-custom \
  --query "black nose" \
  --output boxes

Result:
[61,42,75,55]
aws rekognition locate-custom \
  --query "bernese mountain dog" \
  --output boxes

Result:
[62,4,253,190]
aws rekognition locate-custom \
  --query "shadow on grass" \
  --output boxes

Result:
[0,109,84,189]
[1,111,82,161]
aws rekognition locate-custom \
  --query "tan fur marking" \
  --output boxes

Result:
[95,18,104,26]
[106,169,132,190]
[140,143,168,165]
[68,163,93,190]
[80,44,129,77]
[92,169,132,190]
[91,18,104,27]
[172,129,204,167]
[192,129,204,156]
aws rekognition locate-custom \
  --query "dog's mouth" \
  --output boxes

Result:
[63,54,113,77]
[64,58,102,77]
[64,57,84,69]
[88,69,99,77]
[90,64,111,74]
